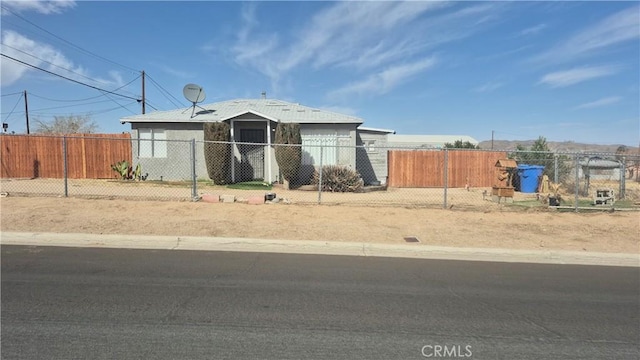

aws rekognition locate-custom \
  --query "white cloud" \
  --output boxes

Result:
[531,5,640,64]
[538,65,619,88]
[327,57,437,100]
[518,23,547,36]
[1,1,76,15]
[281,1,446,71]
[573,96,621,110]
[473,81,504,93]
[1,30,122,88]
[223,2,504,92]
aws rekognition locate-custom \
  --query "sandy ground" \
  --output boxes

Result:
[1,196,638,254]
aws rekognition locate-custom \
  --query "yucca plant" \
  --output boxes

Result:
[312,165,364,192]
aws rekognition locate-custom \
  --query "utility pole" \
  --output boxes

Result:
[24,90,30,134]
[141,70,146,114]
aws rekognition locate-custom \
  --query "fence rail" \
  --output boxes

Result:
[1,134,639,212]
[1,134,131,179]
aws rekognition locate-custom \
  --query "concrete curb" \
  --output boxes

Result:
[1,232,638,267]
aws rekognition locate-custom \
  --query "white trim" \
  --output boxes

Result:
[137,128,167,158]
[266,120,272,183]
[221,109,280,123]
[230,119,235,183]
[357,126,396,134]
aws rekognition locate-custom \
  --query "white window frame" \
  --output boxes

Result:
[138,128,167,158]
[300,129,352,166]
[365,140,376,153]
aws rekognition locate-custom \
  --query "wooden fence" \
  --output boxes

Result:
[387,150,508,188]
[1,134,132,179]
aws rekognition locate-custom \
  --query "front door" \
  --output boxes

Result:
[238,129,265,182]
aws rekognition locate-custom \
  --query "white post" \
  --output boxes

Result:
[266,120,272,183]
[230,119,235,183]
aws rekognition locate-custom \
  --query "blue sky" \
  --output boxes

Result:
[1,1,638,146]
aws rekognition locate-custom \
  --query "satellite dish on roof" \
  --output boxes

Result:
[182,83,207,118]
[183,83,206,103]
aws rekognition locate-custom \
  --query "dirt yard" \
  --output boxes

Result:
[1,196,638,254]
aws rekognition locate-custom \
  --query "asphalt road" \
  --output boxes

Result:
[2,245,638,360]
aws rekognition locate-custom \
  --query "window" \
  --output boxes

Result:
[302,135,337,165]
[365,140,376,153]
[301,129,351,166]
[138,129,167,158]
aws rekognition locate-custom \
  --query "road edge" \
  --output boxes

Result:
[1,231,638,267]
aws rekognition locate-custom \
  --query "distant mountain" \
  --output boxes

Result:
[478,140,639,154]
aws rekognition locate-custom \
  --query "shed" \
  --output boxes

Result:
[577,156,624,198]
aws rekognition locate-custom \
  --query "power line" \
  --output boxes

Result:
[1,53,141,102]
[0,98,118,114]
[28,101,139,117]
[101,93,138,115]
[1,42,141,93]
[145,73,186,108]
[28,75,141,103]
[1,5,139,74]
[1,91,23,97]
[90,102,139,115]
[143,99,159,111]
[29,92,114,103]
[3,92,23,122]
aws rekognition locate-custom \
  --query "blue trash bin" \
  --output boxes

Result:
[517,164,545,193]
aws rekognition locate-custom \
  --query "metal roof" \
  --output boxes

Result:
[120,98,363,125]
[357,126,396,134]
[579,157,622,169]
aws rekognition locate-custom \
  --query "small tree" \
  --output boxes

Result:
[510,136,571,181]
[33,115,99,134]
[615,145,627,161]
[203,122,231,185]
[443,140,479,149]
[274,123,302,189]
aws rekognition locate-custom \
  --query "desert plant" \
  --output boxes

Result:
[510,136,571,181]
[312,165,364,192]
[203,122,231,185]
[110,160,144,180]
[274,123,302,189]
[111,160,132,180]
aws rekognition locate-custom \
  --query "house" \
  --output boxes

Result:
[356,127,395,185]
[120,98,363,184]
[120,97,479,186]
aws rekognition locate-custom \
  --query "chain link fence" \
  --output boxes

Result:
[2,134,639,211]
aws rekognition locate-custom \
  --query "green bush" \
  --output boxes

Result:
[510,136,571,181]
[203,122,231,185]
[274,123,302,189]
[443,140,479,149]
[312,165,364,192]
